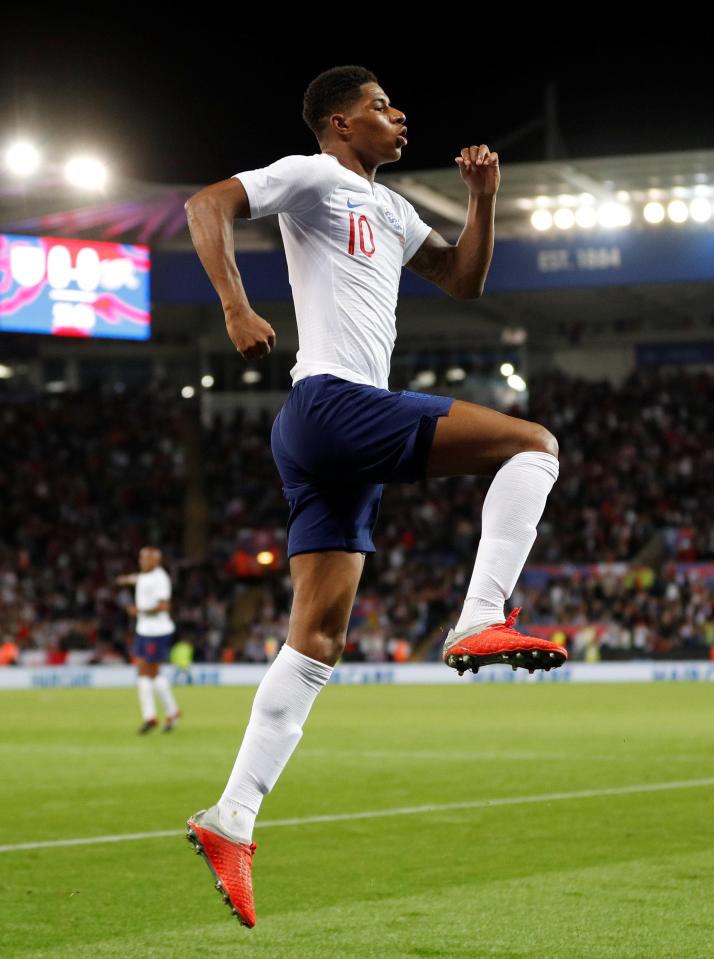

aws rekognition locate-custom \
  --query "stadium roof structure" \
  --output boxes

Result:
[1,149,712,249]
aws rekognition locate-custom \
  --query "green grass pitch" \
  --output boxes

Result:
[2,682,714,958]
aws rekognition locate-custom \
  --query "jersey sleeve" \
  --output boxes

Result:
[232,155,330,219]
[154,570,172,601]
[400,198,433,266]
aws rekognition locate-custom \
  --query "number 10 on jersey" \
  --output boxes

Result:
[347,212,375,258]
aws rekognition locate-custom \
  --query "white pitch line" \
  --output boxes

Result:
[1,777,713,854]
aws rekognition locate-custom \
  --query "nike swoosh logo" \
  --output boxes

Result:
[346,200,364,209]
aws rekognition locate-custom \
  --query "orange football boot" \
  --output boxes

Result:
[186,806,257,927]
[443,606,568,675]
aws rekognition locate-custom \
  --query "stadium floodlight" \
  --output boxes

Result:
[413,370,436,389]
[0,364,14,378]
[553,208,575,230]
[531,209,552,231]
[5,141,41,176]
[507,373,527,392]
[445,367,466,382]
[643,201,665,224]
[181,385,195,399]
[689,198,712,223]
[557,194,577,207]
[575,206,597,228]
[667,199,688,224]
[242,370,261,384]
[256,550,275,566]
[64,156,108,190]
[597,202,630,228]
[500,362,515,377]
[201,374,215,388]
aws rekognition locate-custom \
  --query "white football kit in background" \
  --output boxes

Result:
[135,567,175,636]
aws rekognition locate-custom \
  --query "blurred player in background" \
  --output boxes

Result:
[183,65,565,927]
[116,546,181,734]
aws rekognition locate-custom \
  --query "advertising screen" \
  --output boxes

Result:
[0,233,150,339]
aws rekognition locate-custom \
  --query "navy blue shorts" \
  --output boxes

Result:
[270,374,455,558]
[133,633,174,663]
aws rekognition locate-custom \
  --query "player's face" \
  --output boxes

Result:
[350,82,407,160]
[138,548,156,572]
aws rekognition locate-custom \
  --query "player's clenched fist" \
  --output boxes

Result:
[455,144,500,196]
[224,306,277,360]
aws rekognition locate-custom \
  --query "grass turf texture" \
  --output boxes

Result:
[1,683,713,959]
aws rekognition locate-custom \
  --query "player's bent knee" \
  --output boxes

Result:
[527,425,558,459]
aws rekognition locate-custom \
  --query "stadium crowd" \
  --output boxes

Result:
[1,367,712,665]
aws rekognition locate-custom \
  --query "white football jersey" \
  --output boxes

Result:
[232,152,432,390]
[135,567,175,636]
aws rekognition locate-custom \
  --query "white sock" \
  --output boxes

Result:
[217,643,333,842]
[137,676,156,722]
[153,674,178,716]
[455,450,559,634]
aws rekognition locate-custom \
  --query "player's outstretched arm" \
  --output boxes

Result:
[406,144,500,300]
[184,178,276,360]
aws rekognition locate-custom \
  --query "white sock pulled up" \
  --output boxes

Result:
[153,674,179,717]
[137,676,156,722]
[218,643,333,842]
[455,450,559,634]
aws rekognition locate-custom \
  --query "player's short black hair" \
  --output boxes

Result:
[302,65,379,141]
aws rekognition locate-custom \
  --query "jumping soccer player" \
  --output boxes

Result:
[183,64,566,927]
[116,546,181,734]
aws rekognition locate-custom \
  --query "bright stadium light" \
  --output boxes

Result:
[689,198,712,223]
[597,202,630,228]
[242,370,261,384]
[181,385,195,399]
[256,550,275,566]
[553,208,575,230]
[531,209,552,231]
[643,201,665,224]
[0,364,14,379]
[557,194,577,207]
[64,156,108,190]
[500,362,515,377]
[445,367,466,382]
[667,199,688,224]
[5,140,41,176]
[201,374,215,388]
[413,370,436,388]
[575,205,597,228]
[507,373,527,392]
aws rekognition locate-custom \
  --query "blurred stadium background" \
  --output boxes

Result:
[1,146,713,673]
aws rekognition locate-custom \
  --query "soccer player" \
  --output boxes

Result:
[183,65,566,927]
[116,546,181,734]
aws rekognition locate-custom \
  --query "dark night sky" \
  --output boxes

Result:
[1,23,712,188]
